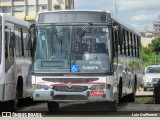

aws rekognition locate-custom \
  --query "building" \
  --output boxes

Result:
[140,25,156,47]
[0,0,74,22]
[140,28,160,47]
[153,15,160,35]
[141,31,154,47]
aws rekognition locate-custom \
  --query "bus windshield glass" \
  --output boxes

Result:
[33,24,111,73]
[0,16,2,64]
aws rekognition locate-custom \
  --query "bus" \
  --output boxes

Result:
[30,10,142,112]
[0,13,32,111]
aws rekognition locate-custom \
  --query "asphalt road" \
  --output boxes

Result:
[14,90,160,117]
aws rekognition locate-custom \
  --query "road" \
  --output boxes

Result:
[14,89,160,117]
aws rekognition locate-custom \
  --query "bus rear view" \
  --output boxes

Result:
[31,10,140,112]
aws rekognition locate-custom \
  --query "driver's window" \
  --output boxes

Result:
[38,31,48,59]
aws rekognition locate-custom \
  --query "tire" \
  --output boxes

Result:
[154,84,160,104]
[47,102,59,112]
[124,80,136,102]
[124,89,135,102]
[118,80,123,102]
[126,92,135,102]
[130,80,136,102]
[144,87,147,91]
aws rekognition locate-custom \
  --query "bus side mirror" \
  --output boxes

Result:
[10,32,15,48]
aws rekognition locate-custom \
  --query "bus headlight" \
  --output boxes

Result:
[43,85,50,90]
[99,85,105,90]
[90,85,99,90]
[34,84,50,90]
[36,84,43,89]
[90,85,105,90]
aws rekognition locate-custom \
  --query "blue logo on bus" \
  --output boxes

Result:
[71,65,78,72]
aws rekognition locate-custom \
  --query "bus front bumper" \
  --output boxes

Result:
[32,89,115,102]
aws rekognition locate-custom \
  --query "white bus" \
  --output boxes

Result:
[0,13,32,111]
[30,10,142,112]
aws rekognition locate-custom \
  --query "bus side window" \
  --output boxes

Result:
[5,30,14,72]
[23,29,31,57]
[113,29,118,57]
[5,32,8,58]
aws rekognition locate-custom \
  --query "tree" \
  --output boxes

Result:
[151,37,160,54]
[141,45,156,70]
[141,37,160,70]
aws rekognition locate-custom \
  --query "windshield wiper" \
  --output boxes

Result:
[76,23,92,38]
[51,24,63,54]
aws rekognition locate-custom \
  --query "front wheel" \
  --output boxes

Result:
[154,84,160,104]
[126,92,135,102]
[123,80,136,102]
[47,102,59,112]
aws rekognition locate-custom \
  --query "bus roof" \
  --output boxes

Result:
[0,13,30,28]
[36,10,111,15]
[36,10,141,36]
[110,13,141,36]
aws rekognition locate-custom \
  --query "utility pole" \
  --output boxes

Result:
[155,54,157,65]
[115,0,117,15]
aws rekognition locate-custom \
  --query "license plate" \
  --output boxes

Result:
[90,90,104,96]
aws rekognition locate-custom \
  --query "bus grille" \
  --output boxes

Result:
[52,85,88,92]
[53,95,88,100]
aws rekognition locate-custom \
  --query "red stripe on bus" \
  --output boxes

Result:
[50,82,105,86]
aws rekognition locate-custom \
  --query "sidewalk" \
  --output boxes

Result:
[136,88,153,97]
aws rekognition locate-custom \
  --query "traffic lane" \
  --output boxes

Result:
[18,98,160,112]
[19,90,155,112]
[17,100,160,117]
[17,90,159,117]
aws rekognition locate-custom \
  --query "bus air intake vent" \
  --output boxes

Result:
[53,95,88,100]
[52,85,88,92]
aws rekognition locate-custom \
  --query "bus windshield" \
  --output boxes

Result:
[0,16,2,64]
[33,24,111,73]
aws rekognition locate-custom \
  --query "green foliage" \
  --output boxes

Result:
[128,60,140,70]
[142,37,160,70]
[151,37,160,54]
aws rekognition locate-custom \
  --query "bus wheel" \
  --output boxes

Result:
[127,91,135,102]
[47,102,59,112]
[125,81,136,102]
[154,84,160,104]
[118,80,123,102]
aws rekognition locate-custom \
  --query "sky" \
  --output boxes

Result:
[75,0,160,31]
